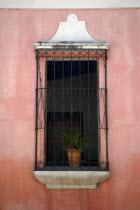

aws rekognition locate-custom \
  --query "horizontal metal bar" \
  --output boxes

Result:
[36,127,107,130]
[35,163,109,171]
[36,88,107,90]
[37,48,106,51]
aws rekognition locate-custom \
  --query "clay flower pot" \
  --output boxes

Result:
[66,149,81,166]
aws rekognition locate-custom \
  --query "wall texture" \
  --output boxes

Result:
[0,9,140,210]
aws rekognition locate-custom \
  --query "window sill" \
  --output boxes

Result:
[34,170,110,189]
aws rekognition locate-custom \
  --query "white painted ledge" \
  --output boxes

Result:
[34,171,110,189]
[34,42,110,50]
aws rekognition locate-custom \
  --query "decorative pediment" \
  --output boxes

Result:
[48,13,96,43]
[34,14,110,49]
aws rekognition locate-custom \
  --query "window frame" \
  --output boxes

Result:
[35,47,109,172]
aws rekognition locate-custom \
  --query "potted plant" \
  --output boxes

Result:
[56,129,88,166]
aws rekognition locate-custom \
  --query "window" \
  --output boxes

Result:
[35,48,108,171]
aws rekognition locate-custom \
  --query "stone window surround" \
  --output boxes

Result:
[33,14,110,189]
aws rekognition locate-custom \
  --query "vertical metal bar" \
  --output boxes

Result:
[62,53,65,165]
[70,48,73,165]
[35,49,39,170]
[105,50,109,169]
[44,56,48,166]
[79,50,81,165]
[96,57,100,167]
[96,50,100,167]
[53,49,56,165]
[87,49,90,166]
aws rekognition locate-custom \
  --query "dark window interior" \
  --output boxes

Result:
[46,60,98,166]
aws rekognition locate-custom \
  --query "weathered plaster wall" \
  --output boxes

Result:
[0,9,140,210]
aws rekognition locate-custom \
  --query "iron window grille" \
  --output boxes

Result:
[35,48,109,171]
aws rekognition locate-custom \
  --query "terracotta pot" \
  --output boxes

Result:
[66,149,81,166]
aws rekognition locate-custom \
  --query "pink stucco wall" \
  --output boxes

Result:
[0,9,140,210]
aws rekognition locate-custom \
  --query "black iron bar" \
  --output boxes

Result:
[78,50,82,166]
[35,50,39,170]
[36,88,106,90]
[105,50,109,168]
[62,54,65,165]
[53,49,56,165]
[39,127,107,130]
[87,49,90,166]
[44,58,48,166]
[70,49,73,163]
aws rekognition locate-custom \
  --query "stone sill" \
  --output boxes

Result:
[34,42,110,50]
[34,171,110,189]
